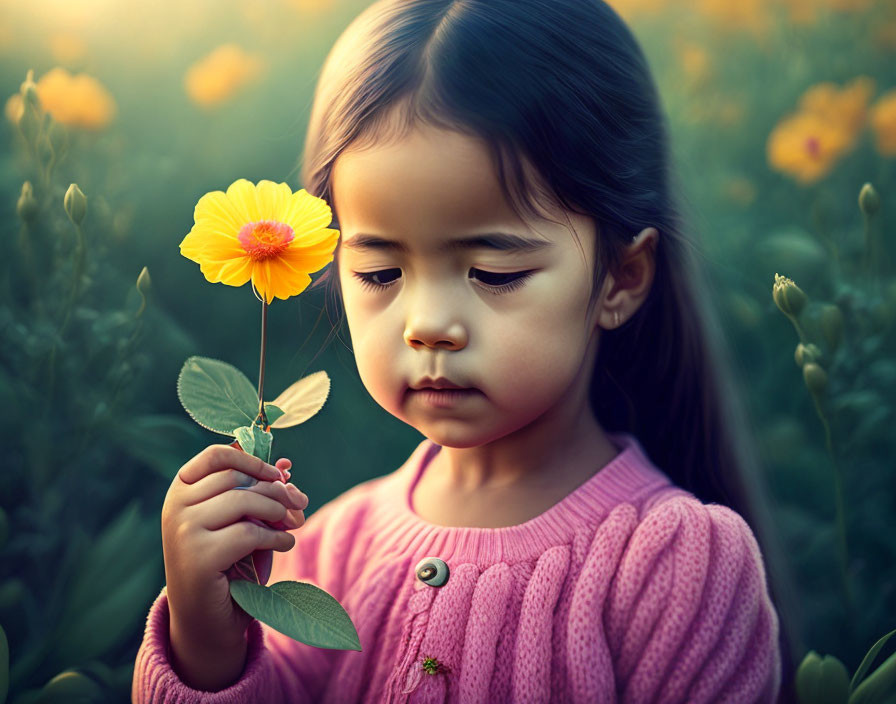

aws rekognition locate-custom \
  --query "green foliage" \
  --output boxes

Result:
[796,628,896,703]
[229,580,360,651]
[176,356,260,436]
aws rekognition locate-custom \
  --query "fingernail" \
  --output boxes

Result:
[285,483,305,508]
[234,471,258,488]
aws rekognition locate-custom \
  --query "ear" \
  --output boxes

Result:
[595,227,659,330]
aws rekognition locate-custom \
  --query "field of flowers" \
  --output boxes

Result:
[0,0,894,701]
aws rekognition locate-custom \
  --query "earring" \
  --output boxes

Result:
[614,311,621,327]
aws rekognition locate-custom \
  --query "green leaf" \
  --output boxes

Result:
[1,622,8,704]
[233,425,273,464]
[229,580,361,651]
[850,651,896,704]
[263,403,285,426]
[34,670,104,704]
[177,356,259,436]
[52,502,161,665]
[850,628,896,693]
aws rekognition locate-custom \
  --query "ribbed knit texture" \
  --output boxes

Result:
[133,431,782,703]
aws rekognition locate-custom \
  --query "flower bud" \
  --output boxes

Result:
[17,181,38,224]
[47,119,68,159]
[773,273,808,318]
[858,182,880,217]
[803,362,828,396]
[135,266,151,317]
[794,342,822,368]
[18,94,41,148]
[137,266,151,296]
[20,69,40,109]
[64,183,87,226]
[795,650,849,704]
[819,303,843,352]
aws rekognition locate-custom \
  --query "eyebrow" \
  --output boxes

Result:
[341,232,554,253]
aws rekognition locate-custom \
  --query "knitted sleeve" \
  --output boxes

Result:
[132,492,354,704]
[604,495,782,703]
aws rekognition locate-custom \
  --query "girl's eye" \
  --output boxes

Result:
[350,268,535,294]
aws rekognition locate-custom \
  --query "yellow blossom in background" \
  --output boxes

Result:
[184,44,266,108]
[695,0,770,37]
[869,89,896,156]
[6,67,116,130]
[798,76,874,148]
[676,40,712,89]
[180,179,340,304]
[5,93,23,126]
[48,33,88,64]
[767,110,854,184]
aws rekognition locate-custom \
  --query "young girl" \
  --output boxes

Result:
[134,0,801,701]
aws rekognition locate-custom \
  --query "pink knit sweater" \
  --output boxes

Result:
[133,431,782,703]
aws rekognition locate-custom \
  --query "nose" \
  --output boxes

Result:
[402,285,468,351]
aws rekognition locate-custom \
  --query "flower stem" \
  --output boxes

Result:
[811,393,856,621]
[256,297,268,428]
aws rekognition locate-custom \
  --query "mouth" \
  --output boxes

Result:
[407,386,481,407]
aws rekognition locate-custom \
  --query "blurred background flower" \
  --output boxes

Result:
[184,44,267,109]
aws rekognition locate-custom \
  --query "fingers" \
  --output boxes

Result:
[182,468,306,510]
[196,488,301,531]
[213,520,297,559]
[178,445,281,486]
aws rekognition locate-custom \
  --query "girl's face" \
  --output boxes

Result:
[330,122,604,450]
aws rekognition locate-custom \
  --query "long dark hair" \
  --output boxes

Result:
[300,0,802,698]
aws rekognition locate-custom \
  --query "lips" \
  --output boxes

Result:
[410,376,470,390]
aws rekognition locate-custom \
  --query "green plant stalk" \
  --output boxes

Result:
[810,393,855,620]
[255,295,269,429]
[788,313,809,345]
[44,223,87,412]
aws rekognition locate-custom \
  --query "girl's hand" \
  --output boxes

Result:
[161,444,309,651]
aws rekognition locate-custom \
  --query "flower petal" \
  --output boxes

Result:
[256,180,294,220]
[194,190,249,234]
[281,189,334,241]
[226,178,262,224]
[268,258,313,299]
[181,226,246,260]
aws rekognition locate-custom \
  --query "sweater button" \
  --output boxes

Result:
[415,556,449,587]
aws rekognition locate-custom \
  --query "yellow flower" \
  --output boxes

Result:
[676,40,712,90]
[184,44,266,108]
[696,0,770,37]
[180,179,339,304]
[766,111,852,184]
[798,76,874,148]
[30,67,116,129]
[869,89,896,156]
[767,77,875,184]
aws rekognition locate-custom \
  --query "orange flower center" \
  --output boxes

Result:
[238,220,295,261]
[804,136,821,159]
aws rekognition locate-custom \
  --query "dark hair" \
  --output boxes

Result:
[300,0,802,697]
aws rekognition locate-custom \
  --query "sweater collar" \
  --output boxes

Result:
[379,431,674,563]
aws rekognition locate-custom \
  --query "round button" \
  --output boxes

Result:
[415,556,449,587]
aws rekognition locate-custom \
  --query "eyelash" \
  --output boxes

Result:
[351,268,535,295]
